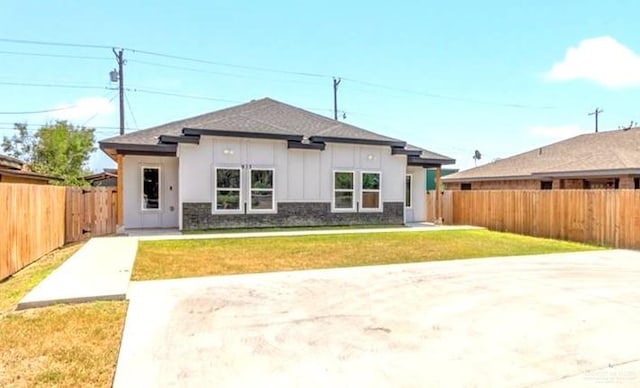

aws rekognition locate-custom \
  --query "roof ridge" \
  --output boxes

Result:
[101,98,269,142]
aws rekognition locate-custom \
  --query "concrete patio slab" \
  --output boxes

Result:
[113,249,640,387]
[17,236,138,310]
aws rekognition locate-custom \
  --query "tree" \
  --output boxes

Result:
[1,123,36,163]
[473,149,482,166]
[1,120,96,185]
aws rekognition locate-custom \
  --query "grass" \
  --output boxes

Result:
[0,244,128,387]
[134,229,601,280]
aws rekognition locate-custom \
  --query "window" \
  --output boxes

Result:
[333,171,355,210]
[461,183,472,191]
[142,167,160,210]
[406,175,412,208]
[540,181,553,190]
[635,177,640,189]
[361,172,381,211]
[250,169,274,211]
[584,178,619,190]
[215,168,241,211]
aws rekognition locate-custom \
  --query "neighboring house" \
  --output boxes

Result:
[443,127,640,190]
[99,98,455,230]
[0,154,58,185]
[84,168,118,187]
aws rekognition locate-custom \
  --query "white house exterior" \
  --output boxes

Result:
[100,98,454,230]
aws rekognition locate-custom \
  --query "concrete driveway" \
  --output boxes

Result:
[114,250,640,387]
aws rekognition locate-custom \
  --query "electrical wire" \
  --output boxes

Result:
[0,38,114,50]
[0,50,111,61]
[0,106,77,115]
[0,38,559,111]
[0,81,109,90]
[124,92,139,130]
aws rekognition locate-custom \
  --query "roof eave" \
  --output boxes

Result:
[408,156,456,167]
[309,136,406,148]
[442,174,533,182]
[183,127,303,142]
[531,168,640,178]
[99,142,177,158]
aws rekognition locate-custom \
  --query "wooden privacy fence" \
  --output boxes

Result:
[0,184,66,281]
[443,190,640,249]
[65,187,118,243]
[1,184,118,281]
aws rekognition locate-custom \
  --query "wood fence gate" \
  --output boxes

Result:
[65,187,118,243]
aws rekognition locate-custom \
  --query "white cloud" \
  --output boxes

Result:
[49,96,115,122]
[546,36,640,88]
[530,124,586,140]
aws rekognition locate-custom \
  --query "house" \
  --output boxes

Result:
[0,154,58,185]
[99,98,455,230]
[84,168,118,187]
[443,127,640,190]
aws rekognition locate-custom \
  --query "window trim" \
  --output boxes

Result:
[360,171,382,212]
[248,167,276,213]
[405,174,413,208]
[141,165,161,211]
[213,166,243,214]
[332,170,356,212]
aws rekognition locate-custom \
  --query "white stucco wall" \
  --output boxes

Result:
[178,136,407,210]
[123,155,179,228]
[406,166,427,222]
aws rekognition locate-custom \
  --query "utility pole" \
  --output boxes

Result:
[588,107,603,133]
[333,77,341,120]
[111,49,125,135]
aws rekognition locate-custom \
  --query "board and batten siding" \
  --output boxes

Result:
[122,155,179,228]
[178,136,407,229]
[407,166,427,222]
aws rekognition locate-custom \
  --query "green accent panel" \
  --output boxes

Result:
[426,168,458,191]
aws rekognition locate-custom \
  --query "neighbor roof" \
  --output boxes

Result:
[99,97,454,165]
[443,127,640,182]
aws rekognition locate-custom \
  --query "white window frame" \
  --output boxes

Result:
[360,171,382,212]
[405,174,413,209]
[141,165,161,211]
[213,166,243,214]
[332,170,356,212]
[248,167,276,213]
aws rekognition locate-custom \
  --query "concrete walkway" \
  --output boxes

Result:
[17,236,138,310]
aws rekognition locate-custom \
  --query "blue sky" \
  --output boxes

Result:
[2,1,640,171]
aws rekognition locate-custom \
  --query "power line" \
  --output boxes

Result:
[0,50,111,61]
[0,106,77,115]
[128,88,244,104]
[81,94,118,127]
[1,37,560,110]
[124,92,139,130]
[127,48,328,78]
[341,77,557,110]
[0,81,109,90]
[0,38,114,50]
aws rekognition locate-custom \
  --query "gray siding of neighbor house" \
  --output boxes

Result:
[182,202,404,230]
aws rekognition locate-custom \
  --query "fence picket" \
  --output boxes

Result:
[442,189,640,249]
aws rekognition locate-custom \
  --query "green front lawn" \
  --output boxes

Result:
[133,229,600,280]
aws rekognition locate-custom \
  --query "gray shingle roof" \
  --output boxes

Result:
[101,97,401,145]
[100,97,454,165]
[443,127,640,182]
